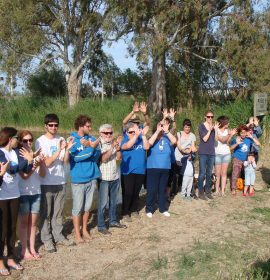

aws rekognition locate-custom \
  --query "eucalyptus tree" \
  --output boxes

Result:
[0,0,109,106]
[108,0,260,113]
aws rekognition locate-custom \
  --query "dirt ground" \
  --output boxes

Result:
[9,146,270,280]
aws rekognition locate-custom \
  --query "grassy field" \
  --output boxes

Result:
[0,95,258,134]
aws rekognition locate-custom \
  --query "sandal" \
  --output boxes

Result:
[0,268,10,276]
[8,263,24,271]
[249,192,254,197]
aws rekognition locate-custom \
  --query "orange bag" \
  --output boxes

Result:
[236,178,244,191]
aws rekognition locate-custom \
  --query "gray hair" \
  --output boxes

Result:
[99,124,113,132]
[125,122,137,132]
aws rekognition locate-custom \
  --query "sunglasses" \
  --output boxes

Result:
[206,116,214,119]
[47,123,59,128]
[128,131,135,134]
[12,135,18,139]
[22,139,33,143]
[102,132,113,135]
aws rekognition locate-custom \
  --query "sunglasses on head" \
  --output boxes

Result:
[22,138,33,143]
[128,131,135,134]
[12,135,18,139]
[102,132,113,135]
[206,116,214,119]
[47,123,59,128]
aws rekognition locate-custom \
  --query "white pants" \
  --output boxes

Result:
[181,176,194,197]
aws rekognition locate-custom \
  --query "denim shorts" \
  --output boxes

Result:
[71,180,97,216]
[19,194,41,215]
[215,154,231,165]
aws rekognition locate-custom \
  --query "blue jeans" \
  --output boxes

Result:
[97,179,119,230]
[198,154,215,193]
[19,194,41,215]
[146,168,169,213]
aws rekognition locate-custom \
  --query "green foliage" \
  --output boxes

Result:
[27,66,67,98]
[151,254,168,270]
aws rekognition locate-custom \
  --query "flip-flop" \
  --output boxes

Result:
[8,263,24,271]
[0,268,10,276]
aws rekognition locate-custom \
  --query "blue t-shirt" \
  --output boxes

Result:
[231,137,253,161]
[120,135,146,175]
[147,135,172,169]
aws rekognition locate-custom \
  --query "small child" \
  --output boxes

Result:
[243,152,256,196]
[180,148,195,201]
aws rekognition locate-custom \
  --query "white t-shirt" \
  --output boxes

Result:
[0,148,20,200]
[175,132,196,162]
[19,169,41,196]
[215,129,231,155]
[35,135,66,185]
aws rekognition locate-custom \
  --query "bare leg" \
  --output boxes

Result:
[215,164,221,195]
[19,214,34,259]
[243,186,248,195]
[221,163,229,196]
[82,212,91,240]
[28,214,40,258]
[72,215,84,243]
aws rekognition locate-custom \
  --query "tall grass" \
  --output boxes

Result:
[1,96,268,142]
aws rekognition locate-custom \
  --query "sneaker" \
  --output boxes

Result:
[205,193,213,200]
[56,238,75,246]
[44,242,56,253]
[162,211,170,217]
[98,228,112,235]
[109,222,127,229]
[186,196,192,202]
[146,212,153,218]
[122,215,132,223]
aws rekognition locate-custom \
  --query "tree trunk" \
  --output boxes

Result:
[149,52,167,114]
[67,70,83,107]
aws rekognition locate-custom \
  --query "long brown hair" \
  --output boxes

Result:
[18,130,34,149]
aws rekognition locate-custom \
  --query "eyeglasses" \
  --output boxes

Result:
[128,131,135,134]
[101,132,113,135]
[22,138,33,143]
[206,116,214,119]
[47,123,59,128]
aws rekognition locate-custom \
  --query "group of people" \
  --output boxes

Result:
[0,101,262,276]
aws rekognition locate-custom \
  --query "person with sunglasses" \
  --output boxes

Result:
[69,115,101,243]
[18,130,46,260]
[0,127,33,275]
[120,122,149,222]
[198,110,218,200]
[35,114,74,253]
[97,124,126,235]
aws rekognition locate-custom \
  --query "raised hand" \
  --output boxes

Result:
[157,122,163,132]
[229,128,237,136]
[59,139,67,150]
[162,108,168,119]
[214,122,220,130]
[80,138,89,146]
[34,148,41,158]
[0,161,10,176]
[169,108,176,120]
[162,122,170,133]
[19,147,34,162]
[236,137,243,145]
[132,102,140,113]
[139,102,147,114]
[66,137,75,150]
